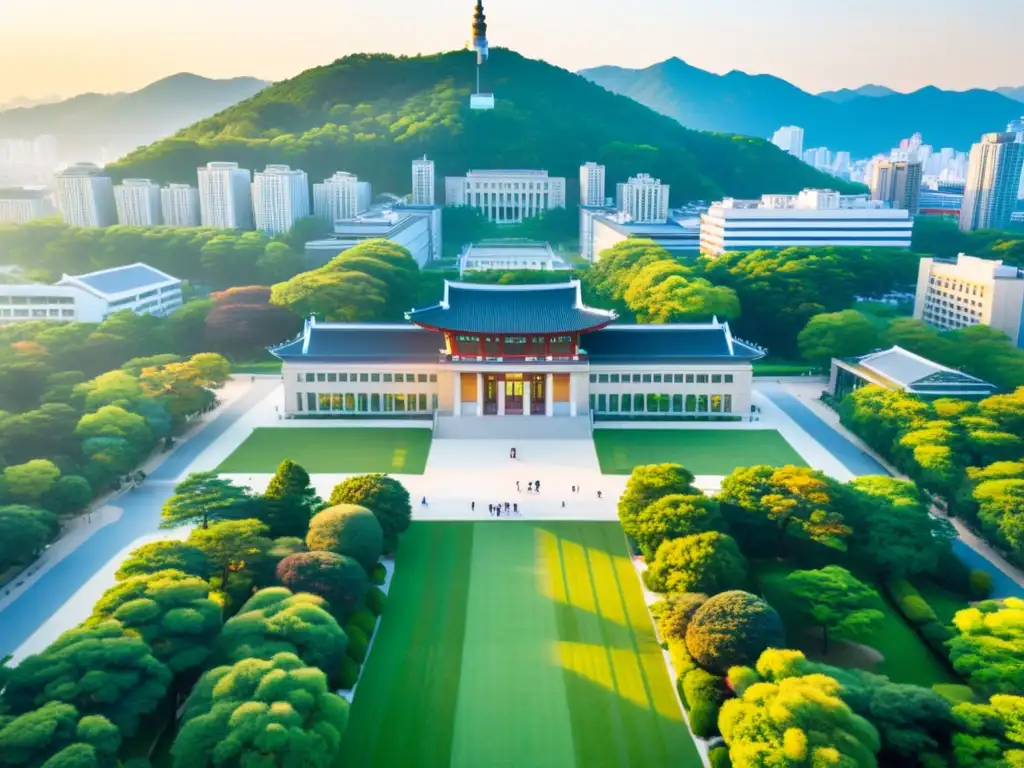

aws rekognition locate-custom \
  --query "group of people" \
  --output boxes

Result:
[516,480,542,493]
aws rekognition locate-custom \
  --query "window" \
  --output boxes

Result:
[597,373,608,383]
[724,374,734,384]
[339,373,348,382]
[589,374,597,383]
[418,374,428,383]
[685,394,696,412]
[633,393,645,411]
[371,373,380,382]
[395,394,406,412]
[296,392,303,411]
[598,394,607,412]
[621,394,631,412]
[711,374,722,383]
[319,393,332,410]
[697,394,709,412]
[610,374,620,383]
[419,393,428,411]
[589,393,596,412]
[327,373,337,382]
[429,374,437,383]
[307,392,318,411]
[317,373,326,382]
[358,393,368,411]
[609,394,619,412]
[674,374,684,383]
[360,373,369,382]
[632,374,642,383]
[384,394,394,412]
[653,374,662,383]
[685,374,694,383]
[332,394,343,411]
[371,393,381,412]
[642,374,652,383]
[394,373,404,383]
[711,395,723,412]
[305,373,315,383]
[696,374,709,384]
[724,394,733,413]
[672,394,683,412]
[383,373,393,382]
[431,394,438,410]
[297,373,303,382]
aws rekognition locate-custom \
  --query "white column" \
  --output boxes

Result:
[523,379,531,416]
[453,372,461,417]
[545,373,553,417]
[569,373,578,417]
[476,373,484,417]
[497,383,506,416]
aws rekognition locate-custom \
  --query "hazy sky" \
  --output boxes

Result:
[1,0,1022,101]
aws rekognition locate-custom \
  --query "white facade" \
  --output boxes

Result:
[458,241,571,276]
[160,184,201,227]
[412,156,435,205]
[114,178,163,226]
[313,172,361,223]
[0,188,55,224]
[960,132,1024,231]
[615,173,670,223]
[444,169,566,222]
[579,162,606,206]
[305,204,442,268]
[197,162,253,229]
[771,126,804,159]
[700,188,913,255]
[55,163,116,227]
[914,253,1024,346]
[252,165,309,236]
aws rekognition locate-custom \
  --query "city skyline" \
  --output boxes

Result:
[1,0,1023,102]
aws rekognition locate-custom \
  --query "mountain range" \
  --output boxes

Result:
[108,49,857,204]
[580,58,1024,157]
[0,73,270,163]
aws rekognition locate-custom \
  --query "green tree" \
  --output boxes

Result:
[275,551,369,617]
[0,702,121,768]
[3,460,61,502]
[631,494,726,560]
[618,464,700,541]
[652,592,708,644]
[972,477,1024,561]
[952,694,1024,768]
[257,240,303,284]
[784,566,885,653]
[948,598,1024,695]
[306,504,383,572]
[75,405,152,451]
[644,532,748,595]
[40,475,93,515]
[271,269,388,321]
[0,505,58,571]
[797,309,881,366]
[328,473,412,552]
[161,471,254,529]
[685,590,786,674]
[115,540,213,581]
[186,518,272,587]
[262,459,321,538]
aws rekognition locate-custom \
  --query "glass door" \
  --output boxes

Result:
[484,374,498,415]
[531,374,546,414]
[504,373,523,415]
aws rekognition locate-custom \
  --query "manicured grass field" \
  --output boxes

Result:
[215,427,432,474]
[594,429,808,475]
[753,560,958,688]
[342,522,701,767]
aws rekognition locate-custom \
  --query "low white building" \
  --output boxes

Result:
[458,240,572,276]
[0,187,55,224]
[114,179,163,226]
[580,207,701,262]
[0,263,182,323]
[445,169,566,222]
[304,203,442,268]
[699,188,913,255]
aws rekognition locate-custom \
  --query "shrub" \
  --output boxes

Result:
[348,607,377,637]
[685,591,786,674]
[644,532,748,594]
[632,494,725,559]
[887,579,937,625]
[709,746,732,768]
[655,593,709,644]
[276,551,369,618]
[338,655,360,689]
[366,585,386,616]
[969,569,993,600]
[346,625,369,664]
[328,474,412,553]
[669,639,697,677]
[931,683,976,705]
[726,665,761,696]
[306,504,383,572]
[919,620,954,658]
[682,668,728,738]
[370,562,387,585]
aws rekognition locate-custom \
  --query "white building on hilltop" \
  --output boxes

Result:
[700,188,913,256]
[445,169,565,223]
[161,184,200,227]
[616,173,670,223]
[114,178,163,226]
[252,165,309,235]
[579,162,606,206]
[304,202,442,268]
[314,172,368,223]
[197,162,253,229]
[412,156,435,205]
[458,240,572,276]
[0,187,55,224]
[55,163,116,227]
[771,126,804,159]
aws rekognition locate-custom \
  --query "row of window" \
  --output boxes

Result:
[0,308,75,318]
[590,392,733,414]
[0,295,75,305]
[299,371,438,384]
[928,276,986,297]
[589,372,735,384]
[297,392,437,413]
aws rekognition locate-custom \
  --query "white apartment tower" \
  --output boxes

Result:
[579,162,606,206]
[771,126,804,159]
[616,174,670,223]
[114,179,163,226]
[55,163,116,227]
[412,156,435,205]
[960,133,1024,232]
[252,165,310,236]
[197,162,253,229]
[444,169,566,223]
[314,172,361,223]
[0,188,55,224]
[161,184,201,227]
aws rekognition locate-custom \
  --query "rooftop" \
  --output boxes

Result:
[272,323,441,363]
[0,187,50,200]
[583,324,764,363]
[60,263,179,297]
[846,346,997,395]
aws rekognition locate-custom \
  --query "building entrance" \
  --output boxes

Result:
[505,374,524,415]
[530,374,546,414]
[484,374,499,415]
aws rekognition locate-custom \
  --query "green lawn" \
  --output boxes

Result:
[914,580,970,626]
[341,521,700,767]
[594,429,808,475]
[215,427,432,474]
[753,561,958,688]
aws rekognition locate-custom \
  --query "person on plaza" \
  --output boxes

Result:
[571,485,576,493]
[496,506,500,517]
[471,501,476,512]
[561,500,566,508]
[513,502,518,515]
[516,480,521,492]
[504,501,510,514]
[597,490,602,499]
[535,479,541,492]
[421,496,428,505]
[512,446,517,458]
[527,481,533,492]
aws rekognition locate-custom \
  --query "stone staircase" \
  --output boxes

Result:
[433,415,592,440]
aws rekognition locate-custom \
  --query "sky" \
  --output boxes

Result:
[1,0,1022,101]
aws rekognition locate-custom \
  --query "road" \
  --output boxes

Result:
[0,379,278,657]
[759,382,1024,599]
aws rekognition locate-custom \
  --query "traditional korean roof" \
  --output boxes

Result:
[271,322,443,363]
[406,280,616,334]
[583,324,764,363]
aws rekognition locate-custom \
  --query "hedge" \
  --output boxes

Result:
[886,579,937,625]
[338,655,360,689]
[366,585,386,616]
[682,669,728,738]
[346,625,369,664]
[919,619,954,659]
[969,569,993,600]
[669,639,697,678]
[709,746,732,768]
[348,607,377,638]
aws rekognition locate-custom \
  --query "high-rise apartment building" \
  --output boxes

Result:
[54,163,116,227]
[444,169,565,222]
[615,174,670,223]
[114,178,163,226]
[197,162,253,229]
[314,172,362,223]
[771,126,804,158]
[1009,118,1024,200]
[252,165,309,236]
[579,162,606,206]
[959,133,1024,231]
[412,156,435,205]
[870,160,922,214]
[0,187,55,224]
[160,184,201,227]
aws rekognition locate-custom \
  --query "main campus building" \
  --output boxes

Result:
[272,281,763,421]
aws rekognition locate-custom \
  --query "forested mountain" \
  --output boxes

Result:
[580,58,1022,156]
[108,49,858,203]
[996,86,1024,103]
[818,84,898,103]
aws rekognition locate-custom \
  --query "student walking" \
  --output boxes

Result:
[527,481,533,492]
[571,485,576,493]
[516,480,521,492]
[597,490,602,499]
[471,501,476,512]
[421,496,428,506]
[504,501,510,514]
[513,503,518,515]
[535,479,541,492]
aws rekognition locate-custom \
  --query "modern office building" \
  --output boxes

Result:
[914,253,1024,347]
[114,178,163,226]
[412,156,435,205]
[54,163,116,227]
[579,162,606,206]
[271,280,763,420]
[615,173,670,223]
[160,184,201,227]
[252,165,309,236]
[959,133,1024,231]
[699,189,913,256]
[0,187,55,224]
[304,203,442,268]
[0,263,182,323]
[828,346,997,401]
[580,207,701,261]
[314,172,362,223]
[870,160,922,214]
[197,162,253,229]
[458,240,572,276]
[444,169,565,222]
[771,126,804,159]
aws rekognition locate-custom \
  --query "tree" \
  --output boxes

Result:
[972,477,1024,561]
[652,592,708,644]
[275,551,369,617]
[170,652,349,768]
[307,504,384,572]
[644,532,748,595]
[618,464,700,541]
[797,309,881,366]
[75,405,152,451]
[952,694,1024,768]
[948,598,1024,695]
[0,702,121,768]
[88,569,223,673]
[271,269,388,321]
[685,590,786,674]
[205,301,301,361]
[262,459,321,538]
[161,471,253,529]
[187,518,272,587]
[115,540,213,581]
[3,460,61,502]
[784,566,885,654]
[328,474,412,552]
[40,475,93,515]
[0,505,58,571]
[75,370,143,412]
[257,241,304,283]
[630,494,726,560]
[2,620,171,737]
